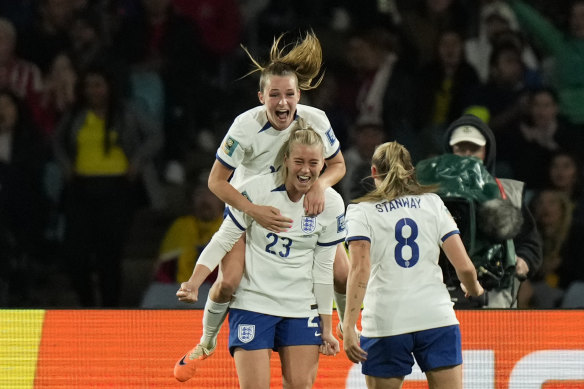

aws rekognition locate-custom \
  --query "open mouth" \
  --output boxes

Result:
[276,109,289,121]
[298,175,311,184]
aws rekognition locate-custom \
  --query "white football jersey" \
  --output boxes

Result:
[345,193,460,337]
[224,174,346,317]
[216,104,341,189]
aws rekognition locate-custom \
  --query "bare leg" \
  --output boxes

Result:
[208,234,247,303]
[233,348,271,389]
[279,345,319,389]
[365,375,405,389]
[200,235,246,348]
[425,364,462,389]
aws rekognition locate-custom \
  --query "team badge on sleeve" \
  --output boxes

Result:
[336,214,346,233]
[325,129,336,146]
[222,136,239,157]
[238,324,255,343]
[301,216,316,233]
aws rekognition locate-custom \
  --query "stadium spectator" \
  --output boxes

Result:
[509,0,584,129]
[141,183,223,308]
[414,28,481,157]
[40,51,78,136]
[470,42,538,140]
[0,17,46,132]
[518,189,574,308]
[465,1,540,83]
[0,88,49,273]
[340,121,386,203]
[500,87,580,191]
[341,25,418,159]
[52,64,164,307]
[112,0,202,169]
[400,0,471,68]
[16,0,77,74]
[544,150,584,227]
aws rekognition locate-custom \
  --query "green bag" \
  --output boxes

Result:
[416,154,516,290]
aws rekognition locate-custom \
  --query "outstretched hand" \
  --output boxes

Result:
[176,281,199,303]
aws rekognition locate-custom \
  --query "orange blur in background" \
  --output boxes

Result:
[3,310,582,388]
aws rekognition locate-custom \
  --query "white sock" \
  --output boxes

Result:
[334,291,346,330]
[200,298,230,349]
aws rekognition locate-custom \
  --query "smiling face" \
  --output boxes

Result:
[258,74,300,131]
[284,143,324,202]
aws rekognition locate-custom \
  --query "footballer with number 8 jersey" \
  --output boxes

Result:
[177,124,344,388]
[342,141,484,389]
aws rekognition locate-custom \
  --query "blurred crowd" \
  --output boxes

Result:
[0,0,583,308]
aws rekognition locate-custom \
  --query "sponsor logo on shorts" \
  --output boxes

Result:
[238,324,255,343]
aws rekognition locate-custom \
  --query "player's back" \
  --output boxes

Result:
[346,193,459,336]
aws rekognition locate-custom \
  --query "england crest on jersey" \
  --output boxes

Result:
[301,216,316,233]
[238,324,255,343]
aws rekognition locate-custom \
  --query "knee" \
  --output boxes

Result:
[282,376,315,389]
[216,277,239,297]
[333,275,347,294]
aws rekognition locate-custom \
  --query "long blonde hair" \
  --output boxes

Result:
[274,118,325,186]
[354,141,436,203]
[241,31,324,92]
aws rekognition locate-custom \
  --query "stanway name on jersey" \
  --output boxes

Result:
[376,197,422,212]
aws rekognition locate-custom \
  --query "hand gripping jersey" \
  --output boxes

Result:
[216,104,341,189]
[218,174,346,317]
[345,193,460,337]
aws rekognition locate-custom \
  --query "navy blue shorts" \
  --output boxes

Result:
[360,325,462,378]
[228,309,322,356]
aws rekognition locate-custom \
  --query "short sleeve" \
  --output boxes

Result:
[224,176,260,230]
[317,190,346,247]
[298,106,341,161]
[345,203,371,243]
[433,195,459,243]
[215,117,248,170]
